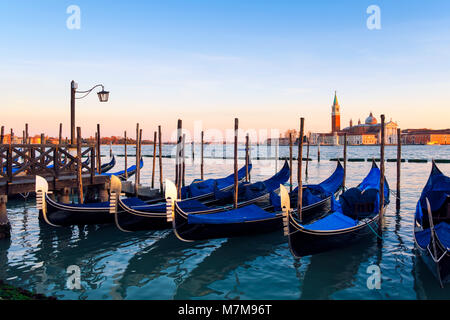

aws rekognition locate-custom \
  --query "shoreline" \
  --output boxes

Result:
[0,280,56,300]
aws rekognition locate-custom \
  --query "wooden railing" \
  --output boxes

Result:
[0,144,96,182]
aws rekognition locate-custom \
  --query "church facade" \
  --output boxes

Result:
[310,92,399,145]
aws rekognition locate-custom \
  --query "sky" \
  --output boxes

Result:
[0,0,450,141]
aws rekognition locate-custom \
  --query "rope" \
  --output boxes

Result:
[366,220,385,241]
[19,192,30,199]
[390,189,401,200]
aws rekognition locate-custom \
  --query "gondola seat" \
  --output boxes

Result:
[290,187,324,208]
[302,211,356,231]
[415,222,450,249]
[189,179,217,197]
[339,188,378,220]
[187,204,276,224]
[419,196,450,228]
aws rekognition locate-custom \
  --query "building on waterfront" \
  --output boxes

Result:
[310,92,399,145]
[1,134,45,144]
[401,129,450,145]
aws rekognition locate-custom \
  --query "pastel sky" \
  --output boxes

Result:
[1,0,450,141]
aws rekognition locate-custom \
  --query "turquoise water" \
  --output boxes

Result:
[1,145,450,300]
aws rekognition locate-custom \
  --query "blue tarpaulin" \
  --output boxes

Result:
[415,163,450,223]
[415,222,450,249]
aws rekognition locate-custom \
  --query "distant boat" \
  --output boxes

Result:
[427,141,439,145]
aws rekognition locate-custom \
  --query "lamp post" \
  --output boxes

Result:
[70,80,110,145]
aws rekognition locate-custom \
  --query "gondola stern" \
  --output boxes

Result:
[280,184,291,236]
[109,175,122,214]
[35,175,48,216]
[165,179,177,222]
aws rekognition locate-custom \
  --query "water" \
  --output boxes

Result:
[1,145,450,300]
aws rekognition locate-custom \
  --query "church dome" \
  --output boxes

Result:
[365,112,377,125]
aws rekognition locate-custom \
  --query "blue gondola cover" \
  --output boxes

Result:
[188,204,276,224]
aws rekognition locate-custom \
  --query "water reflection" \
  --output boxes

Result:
[413,255,450,299]
[116,233,219,299]
[173,232,285,299]
[299,237,379,299]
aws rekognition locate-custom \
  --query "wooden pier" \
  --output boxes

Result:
[0,143,110,238]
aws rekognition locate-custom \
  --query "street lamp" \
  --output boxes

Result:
[70,80,110,145]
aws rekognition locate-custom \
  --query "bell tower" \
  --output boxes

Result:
[331,91,341,133]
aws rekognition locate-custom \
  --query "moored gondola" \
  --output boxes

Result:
[99,155,116,173]
[110,163,255,232]
[169,161,344,241]
[413,161,450,287]
[35,175,123,227]
[103,157,143,181]
[285,161,390,257]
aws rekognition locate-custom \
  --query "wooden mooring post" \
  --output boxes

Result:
[305,133,310,179]
[76,127,84,204]
[317,138,321,163]
[275,137,278,174]
[158,125,163,192]
[245,134,249,183]
[223,140,226,159]
[298,118,305,222]
[233,118,239,209]
[124,131,128,180]
[379,115,386,242]
[289,132,293,192]
[96,124,101,174]
[0,195,10,239]
[396,128,402,213]
[152,131,157,188]
[40,133,45,167]
[59,123,62,145]
[182,133,186,187]
[176,120,183,198]
[25,123,29,144]
[201,131,204,180]
[135,123,140,195]
[138,128,143,185]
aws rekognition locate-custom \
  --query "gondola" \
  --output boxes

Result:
[35,174,126,227]
[102,157,143,181]
[110,163,255,232]
[98,155,116,173]
[285,161,389,257]
[413,161,450,287]
[35,164,250,227]
[170,161,344,241]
